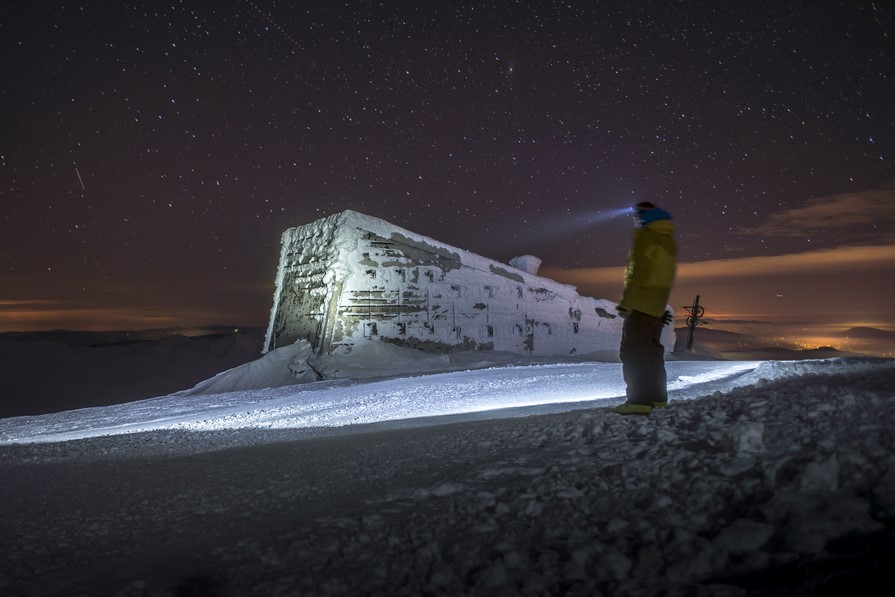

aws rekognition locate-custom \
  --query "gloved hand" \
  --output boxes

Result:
[662,310,673,326]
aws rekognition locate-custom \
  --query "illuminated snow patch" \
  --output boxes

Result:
[0,361,792,444]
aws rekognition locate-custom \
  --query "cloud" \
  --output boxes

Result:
[737,181,895,243]
[0,299,64,310]
[542,243,895,286]
[676,244,895,279]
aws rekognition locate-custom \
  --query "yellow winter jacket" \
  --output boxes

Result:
[619,219,678,318]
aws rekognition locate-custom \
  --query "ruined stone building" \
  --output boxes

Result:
[263,210,674,357]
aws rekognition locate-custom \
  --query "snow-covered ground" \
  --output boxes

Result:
[1,341,894,596]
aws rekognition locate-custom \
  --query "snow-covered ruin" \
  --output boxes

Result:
[264,210,674,357]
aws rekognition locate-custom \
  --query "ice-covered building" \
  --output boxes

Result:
[264,210,674,357]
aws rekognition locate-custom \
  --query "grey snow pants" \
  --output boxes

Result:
[619,309,668,405]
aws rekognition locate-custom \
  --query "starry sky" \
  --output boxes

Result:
[2,1,894,334]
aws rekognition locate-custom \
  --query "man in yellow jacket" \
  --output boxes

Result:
[614,201,678,415]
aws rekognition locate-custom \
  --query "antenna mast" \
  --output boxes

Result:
[684,295,705,350]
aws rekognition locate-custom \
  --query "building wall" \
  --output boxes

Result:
[265,216,339,352]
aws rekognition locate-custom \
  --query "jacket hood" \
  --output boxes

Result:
[642,219,676,235]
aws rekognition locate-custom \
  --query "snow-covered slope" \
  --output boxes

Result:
[1,357,769,446]
[1,356,893,596]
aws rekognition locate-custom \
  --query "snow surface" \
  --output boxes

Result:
[1,342,894,596]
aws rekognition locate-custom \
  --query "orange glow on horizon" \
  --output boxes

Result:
[0,305,261,333]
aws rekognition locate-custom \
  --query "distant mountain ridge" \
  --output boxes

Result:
[832,327,895,339]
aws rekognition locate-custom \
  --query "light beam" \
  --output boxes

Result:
[534,205,634,237]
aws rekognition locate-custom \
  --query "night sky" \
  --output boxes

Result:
[2,1,894,334]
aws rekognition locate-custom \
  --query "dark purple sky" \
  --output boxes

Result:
[2,1,893,332]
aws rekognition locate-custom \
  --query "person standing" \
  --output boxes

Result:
[614,202,678,415]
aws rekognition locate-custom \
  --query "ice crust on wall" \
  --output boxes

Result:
[264,210,675,357]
